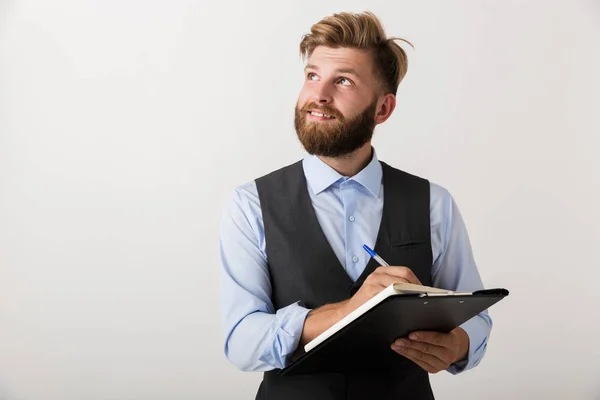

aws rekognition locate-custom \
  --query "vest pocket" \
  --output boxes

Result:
[390,240,427,251]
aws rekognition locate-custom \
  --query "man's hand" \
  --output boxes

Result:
[391,327,470,373]
[343,266,422,315]
[300,266,420,346]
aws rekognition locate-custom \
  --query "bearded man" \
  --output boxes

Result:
[219,11,493,400]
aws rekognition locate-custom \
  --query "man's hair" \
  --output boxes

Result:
[299,11,412,96]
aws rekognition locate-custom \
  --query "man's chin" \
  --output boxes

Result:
[303,119,340,131]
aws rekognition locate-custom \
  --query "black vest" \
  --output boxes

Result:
[254,160,434,400]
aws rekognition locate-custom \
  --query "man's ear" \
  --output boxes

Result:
[375,93,396,124]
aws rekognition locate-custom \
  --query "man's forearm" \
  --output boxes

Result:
[300,300,350,345]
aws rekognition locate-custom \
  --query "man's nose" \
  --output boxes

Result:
[313,84,333,104]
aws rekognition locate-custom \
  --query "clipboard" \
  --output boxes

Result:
[279,287,509,376]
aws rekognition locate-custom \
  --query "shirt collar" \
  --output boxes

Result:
[302,148,382,197]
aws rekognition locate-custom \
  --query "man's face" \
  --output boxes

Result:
[295,46,381,157]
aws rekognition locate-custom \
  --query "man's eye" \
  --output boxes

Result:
[338,78,351,85]
[307,73,318,80]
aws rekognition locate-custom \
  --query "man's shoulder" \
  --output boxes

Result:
[429,180,453,209]
[254,160,304,184]
[380,161,429,184]
[226,160,304,213]
[379,161,453,206]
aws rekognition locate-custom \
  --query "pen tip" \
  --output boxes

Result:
[362,244,375,256]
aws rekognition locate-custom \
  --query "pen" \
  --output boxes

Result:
[362,244,390,267]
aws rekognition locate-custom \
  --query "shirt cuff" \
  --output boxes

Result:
[258,301,311,369]
[446,315,489,374]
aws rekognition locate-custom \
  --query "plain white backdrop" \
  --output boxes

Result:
[1,0,599,399]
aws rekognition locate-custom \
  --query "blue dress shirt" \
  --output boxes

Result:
[219,150,492,374]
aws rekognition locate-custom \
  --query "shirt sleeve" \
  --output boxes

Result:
[219,185,311,371]
[429,183,493,374]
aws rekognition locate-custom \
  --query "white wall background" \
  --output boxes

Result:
[1,0,599,399]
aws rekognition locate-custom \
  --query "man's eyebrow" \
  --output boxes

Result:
[336,68,360,76]
[304,64,360,76]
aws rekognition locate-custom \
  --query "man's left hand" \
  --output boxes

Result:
[391,328,469,373]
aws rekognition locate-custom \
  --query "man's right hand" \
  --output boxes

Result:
[342,266,422,315]
[299,266,420,346]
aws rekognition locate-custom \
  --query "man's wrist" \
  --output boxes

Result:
[300,299,351,346]
[335,299,351,320]
[452,327,470,363]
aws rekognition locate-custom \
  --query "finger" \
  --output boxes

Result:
[395,338,453,364]
[375,266,421,285]
[392,343,447,371]
[361,276,394,295]
[408,331,452,349]
[370,273,411,288]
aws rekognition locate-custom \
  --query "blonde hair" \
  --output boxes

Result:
[299,11,412,95]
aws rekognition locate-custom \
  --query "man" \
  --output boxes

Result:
[219,11,492,399]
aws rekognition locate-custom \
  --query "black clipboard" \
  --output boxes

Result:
[279,288,509,376]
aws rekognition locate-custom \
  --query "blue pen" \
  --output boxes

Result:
[362,244,390,267]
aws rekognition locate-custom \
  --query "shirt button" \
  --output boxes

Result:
[352,256,359,263]
[349,215,355,222]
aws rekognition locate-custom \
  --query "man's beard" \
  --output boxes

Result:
[294,99,377,158]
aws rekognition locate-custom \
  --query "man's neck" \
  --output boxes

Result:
[317,143,373,177]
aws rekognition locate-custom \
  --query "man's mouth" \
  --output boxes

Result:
[308,110,336,120]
